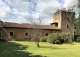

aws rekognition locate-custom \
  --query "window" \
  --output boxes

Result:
[25,33,28,36]
[55,23,58,27]
[10,32,13,36]
[46,33,48,36]
[67,24,69,28]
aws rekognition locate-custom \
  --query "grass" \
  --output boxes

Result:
[0,41,80,57]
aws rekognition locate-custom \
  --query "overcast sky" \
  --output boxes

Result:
[0,0,78,25]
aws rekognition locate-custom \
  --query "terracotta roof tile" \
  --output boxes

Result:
[3,23,61,30]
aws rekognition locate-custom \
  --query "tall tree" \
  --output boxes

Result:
[75,0,80,36]
[76,15,80,35]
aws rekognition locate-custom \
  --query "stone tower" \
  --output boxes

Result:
[53,10,75,42]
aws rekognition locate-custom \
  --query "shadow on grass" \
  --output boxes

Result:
[0,41,46,57]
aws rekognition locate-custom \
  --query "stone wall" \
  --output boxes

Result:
[53,10,75,42]
[4,27,61,41]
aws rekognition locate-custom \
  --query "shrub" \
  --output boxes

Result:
[59,33,69,43]
[47,33,69,44]
[47,33,60,44]
[54,40,60,44]
[40,36,47,42]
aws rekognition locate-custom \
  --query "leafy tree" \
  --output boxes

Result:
[75,0,80,36]
[76,15,80,35]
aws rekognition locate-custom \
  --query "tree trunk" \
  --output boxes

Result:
[36,42,40,47]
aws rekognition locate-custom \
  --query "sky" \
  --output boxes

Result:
[0,0,78,25]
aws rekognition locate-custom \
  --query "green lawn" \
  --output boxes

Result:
[0,41,80,57]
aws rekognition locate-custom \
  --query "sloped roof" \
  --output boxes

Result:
[2,23,61,30]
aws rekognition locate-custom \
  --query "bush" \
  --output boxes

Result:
[47,33,69,44]
[40,33,69,44]
[47,33,59,44]
[47,33,57,44]
[40,36,47,42]
[54,40,60,44]
[59,33,69,43]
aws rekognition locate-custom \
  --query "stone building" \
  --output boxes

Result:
[0,10,75,42]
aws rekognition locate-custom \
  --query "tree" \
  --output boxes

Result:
[75,0,80,36]
[73,0,80,41]
[76,15,80,35]
[28,16,43,47]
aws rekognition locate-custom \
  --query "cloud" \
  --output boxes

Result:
[3,0,31,11]
[63,0,79,17]
[0,0,12,19]
[63,0,78,8]
[0,0,78,25]
[34,0,61,24]
[35,0,61,16]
